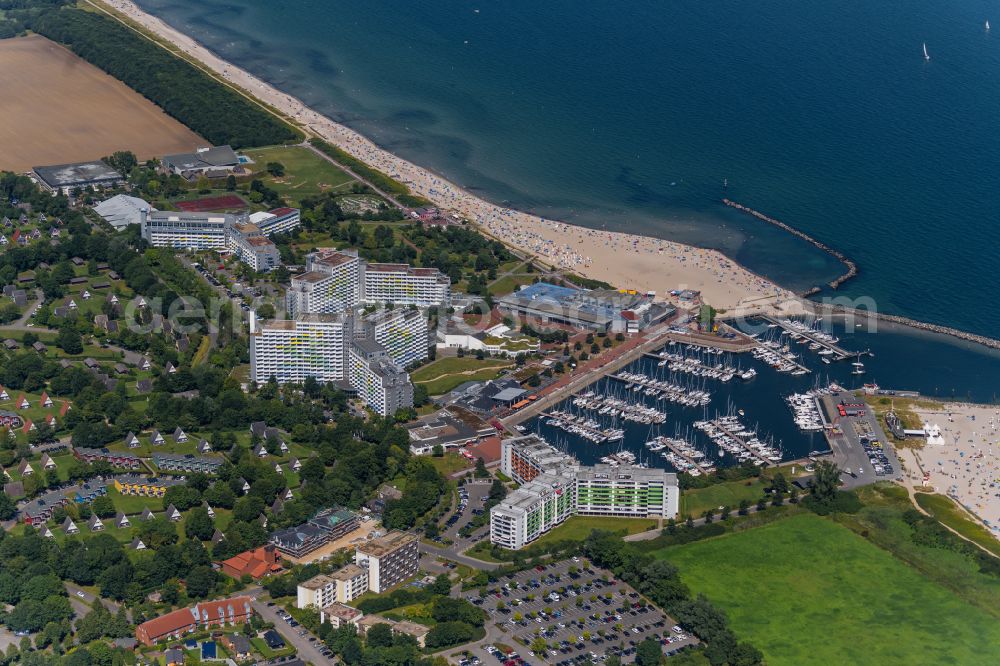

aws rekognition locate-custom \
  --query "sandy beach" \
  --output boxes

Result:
[910,403,1000,538]
[95,0,794,312]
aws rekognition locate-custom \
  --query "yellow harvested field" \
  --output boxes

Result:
[0,35,203,171]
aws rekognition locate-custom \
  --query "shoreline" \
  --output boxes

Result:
[92,0,792,314]
[91,0,1000,353]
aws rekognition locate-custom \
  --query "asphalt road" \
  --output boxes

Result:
[248,589,333,664]
[64,582,130,620]
[419,541,499,571]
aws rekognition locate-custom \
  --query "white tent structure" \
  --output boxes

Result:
[93,195,152,230]
[923,422,946,446]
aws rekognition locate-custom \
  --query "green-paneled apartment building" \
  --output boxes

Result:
[490,435,678,549]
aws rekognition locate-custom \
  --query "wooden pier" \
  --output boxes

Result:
[759,315,855,361]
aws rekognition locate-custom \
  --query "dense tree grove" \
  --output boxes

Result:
[31,8,300,148]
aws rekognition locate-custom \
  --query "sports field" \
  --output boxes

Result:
[658,513,1000,665]
[0,35,202,171]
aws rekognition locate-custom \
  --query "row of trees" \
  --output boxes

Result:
[583,531,763,666]
[32,8,300,148]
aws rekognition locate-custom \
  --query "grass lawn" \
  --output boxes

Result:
[243,145,356,206]
[411,357,512,395]
[429,453,473,476]
[532,516,658,547]
[250,636,295,660]
[108,488,164,514]
[658,513,1000,666]
[488,274,535,297]
[679,478,769,517]
[914,492,1000,559]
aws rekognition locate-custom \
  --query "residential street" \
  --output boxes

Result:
[247,588,333,664]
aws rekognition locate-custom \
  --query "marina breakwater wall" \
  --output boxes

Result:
[722,199,858,295]
[818,303,1000,352]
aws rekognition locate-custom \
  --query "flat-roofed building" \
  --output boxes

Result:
[297,564,368,608]
[249,207,301,236]
[501,434,578,484]
[33,160,124,195]
[498,282,674,333]
[575,464,678,519]
[227,222,280,272]
[349,339,413,417]
[491,435,678,550]
[140,209,233,250]
[286,249,362,316]
[362,263,450,308]
[355,531,418,593]
[329,563,369,602]
[162,145,240,178]
[321,603,364,628]
[250,312,349,385]
[360,307,429,369]
[296,574,337,610]
[490,471,576,550]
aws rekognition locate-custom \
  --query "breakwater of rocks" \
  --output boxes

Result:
[812,302,1000,352]
[722,199,858,295]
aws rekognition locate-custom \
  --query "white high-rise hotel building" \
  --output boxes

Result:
[286,249,450,316]
[362,263,451,308]
[286,249,363,317]
[249,313,348,386]
[257,248,443,416]
[360,307,428,370]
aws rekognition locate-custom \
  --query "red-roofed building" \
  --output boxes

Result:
[59,401,71,417]
[135,595,254,646]
[220,544,283,580]
[466,435,502,465]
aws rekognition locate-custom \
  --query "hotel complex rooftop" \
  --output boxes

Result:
[357,530,417,558]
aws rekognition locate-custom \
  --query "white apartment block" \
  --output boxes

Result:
[249,312,348,385]
[227,222,280,272]
[355,531,419,593]
[490,471,576,550]
[296,564,369,609]
[349,339,414,417]
[286,249,362,317]
[249,207,301,236]
[491,436,679,550]
[575,464,679,520]
[362,263,451,308]
[140,209,231,250]
[296,574,337,610]
[361,307,429,369]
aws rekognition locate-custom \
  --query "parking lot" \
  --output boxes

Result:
[258,599,334,663]
[455,559,697,665]
[822,393,901,487]
[437,479,492,543]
